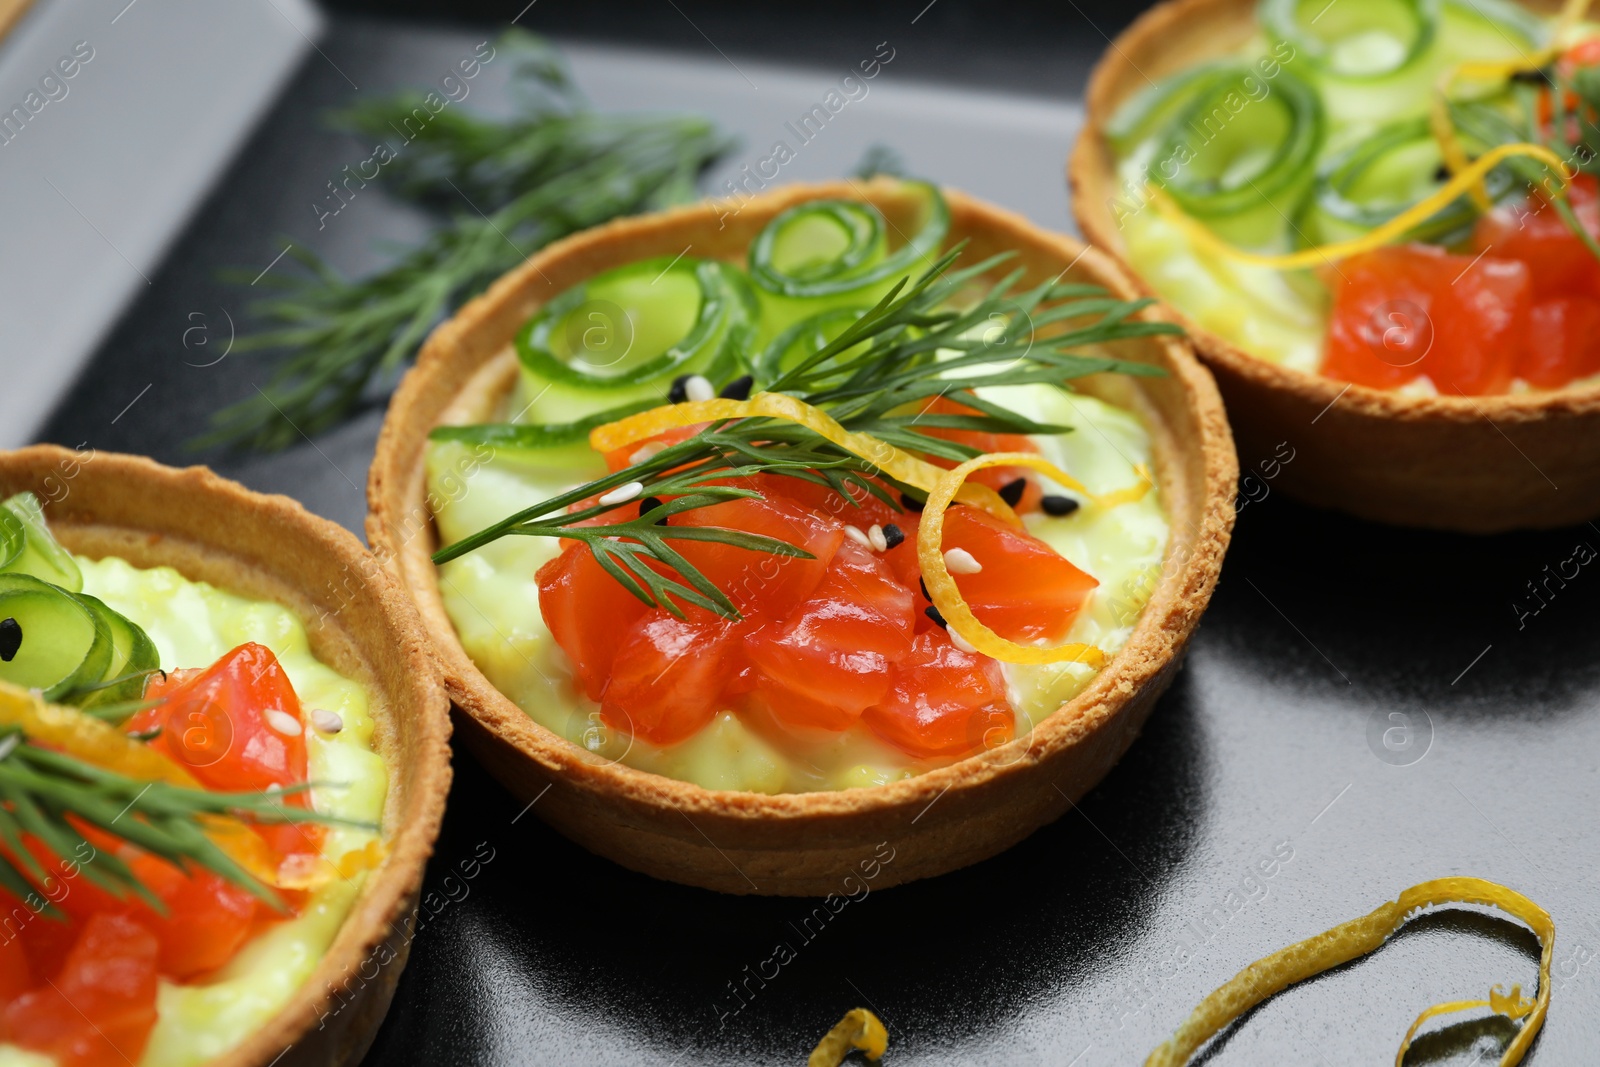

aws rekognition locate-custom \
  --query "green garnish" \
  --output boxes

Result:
[432,243,1176,621]
[0,727,353,917]
[196,29,733,452]
[1451,82,1600,264]
[0,493,162,711]
[0,499,358,917]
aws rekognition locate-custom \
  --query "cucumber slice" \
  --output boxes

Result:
[1107,64,1238,151]
[70,592,159,709]
[1156,65,1325,218]
[1306,0,1543,124]
[0,573,107,700]
[752,200,884,289]
[748,180,950,301]
[516,257,754,390]
[0,509,22,571]
[1436,0,1544,69]
[429,398,662,469]
[513,259,759,428]
[1261,0,1437,79]
[753,306,871,383]
[1301,116,1516,244]
[0,493,82,592]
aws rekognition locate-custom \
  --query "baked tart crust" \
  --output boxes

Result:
[368,179,1235,896]
[1069,0,1600,533]
[0,446,452,1067]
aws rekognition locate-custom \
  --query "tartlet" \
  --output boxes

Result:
[368,179,1235,896]
[0,446,451,1067]
[1069,0,1600,533]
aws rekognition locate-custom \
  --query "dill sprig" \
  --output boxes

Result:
[1449,60,1600,262]
[0,727,356,917]
[197,29,734,452]
[432,248,1176,619]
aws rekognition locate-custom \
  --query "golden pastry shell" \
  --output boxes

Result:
[367,179,1236,896]
[0,446,452,1067]
[1069,0,1600,532]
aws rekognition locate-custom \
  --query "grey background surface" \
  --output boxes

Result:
[0,0,320,447]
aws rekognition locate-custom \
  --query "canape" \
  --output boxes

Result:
[0,447,450,1067]
[1071,0,1600,531]
[368,178,1234,896]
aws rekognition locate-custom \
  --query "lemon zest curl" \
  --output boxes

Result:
[589,392,1017,522]
[1145,876,1554,1067]
[1148,143,1571,271]
[919,453,1150,667]
[808,1008,888,1067]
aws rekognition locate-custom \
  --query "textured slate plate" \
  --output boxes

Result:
[36,8,1600,1065]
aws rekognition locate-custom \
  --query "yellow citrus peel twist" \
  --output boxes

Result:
[808,1008,888,1067]
[1431,0,1593,205]
[1145,877,1554,1067]
[588,393,1018,523]
[0,680,351,893]
[595,395,1153,666]
[919,453,1150,667]
[1148,142,1571,271]
[0,679,197,787]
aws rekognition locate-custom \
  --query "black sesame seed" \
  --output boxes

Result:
[882,523,905,550]
[998,477,1027,507]
[718,375,754,401]
[0,617,19,662]
[900,492,925,512]
[924,605,948,629]
[638,496,666,524]
[919,578,931,601]
[667,375,691,404]
[1040,494,1080,517]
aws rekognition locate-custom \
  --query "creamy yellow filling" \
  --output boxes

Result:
[427,384,1167,794]
[1119,200,1327,371]
[0,557,388,1067]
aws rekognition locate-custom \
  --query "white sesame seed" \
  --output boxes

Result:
[867,524,888,552]
[949,627,978,654]
[843,525,872,548]
[598,481,644,507]
[629,441,667,465]
[265,709,302,737]
[310,708,344,735]
[684,374,715,403]
[944,547,983,574]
